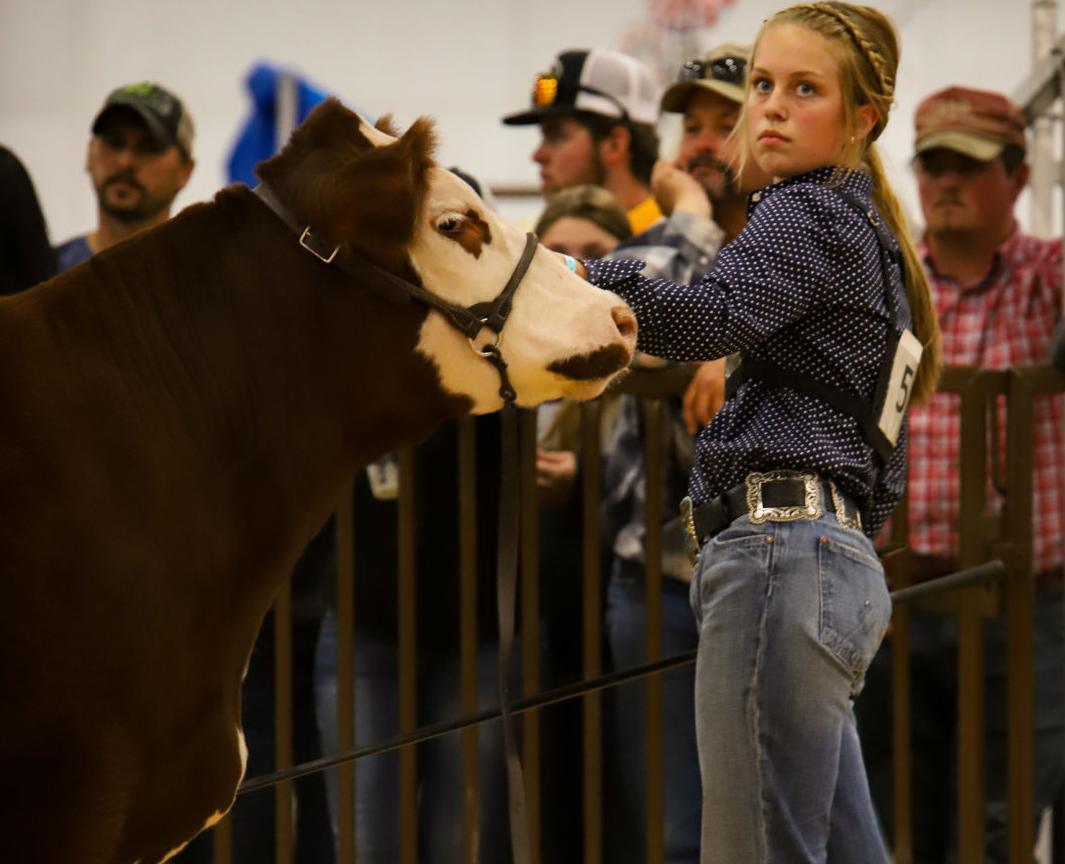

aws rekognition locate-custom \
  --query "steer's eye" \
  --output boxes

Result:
[436,212,467,235]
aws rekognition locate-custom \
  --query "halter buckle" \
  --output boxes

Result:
[299,227,340,264]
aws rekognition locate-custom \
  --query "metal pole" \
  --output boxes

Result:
[276,72,298,152]
[1030,0,1057,237]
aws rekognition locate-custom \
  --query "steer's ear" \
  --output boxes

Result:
[257,98,380,226]
[257,103,436,274]
[329,117,437,264]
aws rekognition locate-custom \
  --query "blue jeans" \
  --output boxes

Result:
[314,613,510,864]
[689,512,891,863]
[605,559,701,863]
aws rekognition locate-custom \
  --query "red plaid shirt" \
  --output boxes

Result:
[907,226,1063,573]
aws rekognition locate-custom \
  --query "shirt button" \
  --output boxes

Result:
[751,191,762,203]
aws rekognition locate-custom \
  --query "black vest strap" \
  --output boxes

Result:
[725,186,907,463]
[725,356,895,462]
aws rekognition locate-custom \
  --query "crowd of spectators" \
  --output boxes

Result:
[5,13,1064,859]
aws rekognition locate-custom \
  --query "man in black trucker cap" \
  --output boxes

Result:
[55,81,195,272]
[503,48,663,234]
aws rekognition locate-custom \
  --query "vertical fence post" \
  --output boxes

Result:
[458,416,480,864]
[580,400,604,864]
[889,492,913,864]
[271,70,299,864]
[641,396,665,864]
[1005,367,1043,863]
[519,409,543,861]
[955,368,1000,864]
[335,479,357,864]
[397,446,419,864]
[213,810,234,864]
[273,577,295,864]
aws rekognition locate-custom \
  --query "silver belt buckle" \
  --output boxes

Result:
[680,496,700,565]
[745,470,822,524]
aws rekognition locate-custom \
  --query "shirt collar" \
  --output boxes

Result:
[747,165,874,216]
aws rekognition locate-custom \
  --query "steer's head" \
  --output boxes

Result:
[258,99,636,413]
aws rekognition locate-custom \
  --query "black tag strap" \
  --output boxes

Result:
[727,357,894,462]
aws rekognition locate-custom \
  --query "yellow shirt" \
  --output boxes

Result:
[627,195,663,235]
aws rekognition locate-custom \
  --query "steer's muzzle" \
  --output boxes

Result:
[548,343,632,381]
[548,305,637,381]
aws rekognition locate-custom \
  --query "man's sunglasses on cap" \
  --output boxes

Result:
[678,55,746,86]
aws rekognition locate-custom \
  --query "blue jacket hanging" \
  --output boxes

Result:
[226,62,332,186]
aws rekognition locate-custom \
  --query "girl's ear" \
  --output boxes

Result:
[855,104,879,143]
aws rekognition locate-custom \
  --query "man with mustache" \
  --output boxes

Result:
[55,81,195,272]
[857,86,1065,864]
[625,42,770,284]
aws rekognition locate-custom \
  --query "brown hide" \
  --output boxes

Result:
[0,101,469,864]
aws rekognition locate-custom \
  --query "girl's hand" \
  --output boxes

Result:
[682,358,727,433]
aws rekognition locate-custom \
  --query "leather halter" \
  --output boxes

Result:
[252,182,539,403]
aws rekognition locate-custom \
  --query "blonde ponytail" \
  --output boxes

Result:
[865,145,941,403]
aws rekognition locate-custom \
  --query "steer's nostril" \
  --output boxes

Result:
[612,306,637,341]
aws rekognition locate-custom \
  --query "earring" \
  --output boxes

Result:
[850,135,856,144]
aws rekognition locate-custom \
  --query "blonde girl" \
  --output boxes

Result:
[577,3,940,861]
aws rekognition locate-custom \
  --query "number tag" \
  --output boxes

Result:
[877,328,923,446]
[366,452,399,500]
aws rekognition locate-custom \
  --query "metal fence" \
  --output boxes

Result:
[201,364,1064,864]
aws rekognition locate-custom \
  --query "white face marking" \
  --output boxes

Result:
[406,166,635,411]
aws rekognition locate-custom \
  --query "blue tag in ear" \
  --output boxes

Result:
[563,254,578,273]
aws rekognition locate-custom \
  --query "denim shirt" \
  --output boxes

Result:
[585,166,911,537]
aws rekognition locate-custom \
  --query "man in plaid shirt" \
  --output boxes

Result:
[858,86,1065,864]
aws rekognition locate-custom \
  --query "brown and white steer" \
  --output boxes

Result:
[0,99,635,864]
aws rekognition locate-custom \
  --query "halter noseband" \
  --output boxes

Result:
[253,183,539,404]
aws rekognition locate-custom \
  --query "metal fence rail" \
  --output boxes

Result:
[204,364,1063,864]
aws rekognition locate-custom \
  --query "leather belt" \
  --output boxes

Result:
[681,470,863,564]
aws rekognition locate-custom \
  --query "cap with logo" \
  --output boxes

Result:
[660,43,751,113]
[913,85,1026,161]
[502,48,661,127]
[91,82,195,159]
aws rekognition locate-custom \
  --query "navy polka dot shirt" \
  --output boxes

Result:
[586,166,912,537]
